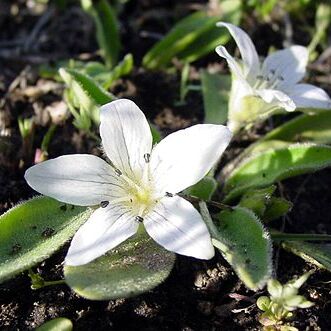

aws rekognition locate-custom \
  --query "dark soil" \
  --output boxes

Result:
[1,1,331,330]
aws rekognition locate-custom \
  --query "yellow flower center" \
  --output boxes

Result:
[129,185,156,217]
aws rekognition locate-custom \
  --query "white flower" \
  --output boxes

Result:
[25,99,232,266]
[216,22,331,133]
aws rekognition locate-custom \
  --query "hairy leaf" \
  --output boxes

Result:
[0,197,92,284]
[224,144,331,202]
[64,227,175,300]
[59,68,113,129]
[213,207,272,290]
[239,186,292,222]
[263,112,331,144]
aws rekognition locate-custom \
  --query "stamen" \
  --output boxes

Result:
[135,216,144,223]
[165,192,173,197]
[115,169,122,176]
[100,201,109,208]
[270,69,276,75]
[144,153,150,163]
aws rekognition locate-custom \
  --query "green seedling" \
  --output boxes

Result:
[18,117,35,163]
[257,272,314,330]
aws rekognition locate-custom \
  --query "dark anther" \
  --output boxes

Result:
[100,201,109,208]
[277,75,284,81]
[165,192,173,197]
[115,169,122,176]
[270,69,276,75]
[135,216,144,223]
[144,153,150,163]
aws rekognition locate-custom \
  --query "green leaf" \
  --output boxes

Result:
[185,177,217,200]
[282,241,331,272]
[224,144,331,202]
[264,197,292,222]
[102,53,134,89]
[239,186,276,218]
[239,186,292,222]
[64,227,175,300]
[221,140,290,181]
[176,0,242,63]
[143,0,241,69]
[82,0,120,68]
[308,3,331,61]
[143,11,214,69]
[59,68,114,129]
[201,71,231,124]
[257,296,271,311]
[213,207,272,290]
[150,124,161,144]
[36,317,73,331]
[262,112,331,144]
[0,197,92,284]
[60,68,113,106]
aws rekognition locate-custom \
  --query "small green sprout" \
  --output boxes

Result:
[257,271,314,330]
[28,269,65,290]
[18,117,34,140]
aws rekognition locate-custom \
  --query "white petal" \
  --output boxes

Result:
[150,124,232,194]
[256,89,296,112]
[215,45,247,81]
[262,46,308,89]
[144,196,214,259]
[100,99,153,179]
[25,154,125,206]
[65,205,138,266]
[287,83,331,110]
[217,22,260,79]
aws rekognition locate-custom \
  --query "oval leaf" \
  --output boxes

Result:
[64,227,175,300]
[263,112,331,144]
[36,317,73,331]
[224,144,331,202]
[0,196,92,284]
[213,207,272,290]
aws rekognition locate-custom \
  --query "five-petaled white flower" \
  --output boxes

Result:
[216,22,331,133]
[25,99,232,266]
